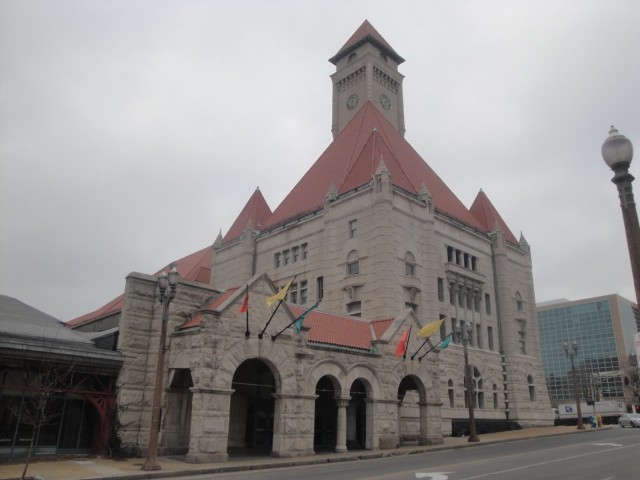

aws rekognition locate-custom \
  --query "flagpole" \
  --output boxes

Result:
[410,338,430,360]
[271,300,321,341]
[419,332,453,361]
[244,285,250,338]
[402,325,412,359]
[259,275,296,339]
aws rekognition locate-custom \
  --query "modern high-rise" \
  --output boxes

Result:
[537,295,639,408]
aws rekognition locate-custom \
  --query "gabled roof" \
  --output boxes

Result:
[263,101,484,231]
[469,189,518,244]
[289,305,394,351]
[223,188,272,243]
[67,245,212,327]
[178,287,240,330]
[329,20,404,65]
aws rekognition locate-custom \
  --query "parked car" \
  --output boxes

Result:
[618,413,640,428]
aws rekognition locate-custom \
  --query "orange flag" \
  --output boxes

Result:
[394,328,410,357]
[239,292,249,313]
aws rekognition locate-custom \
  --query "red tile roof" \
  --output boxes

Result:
[178,286,240,330]
[263,102,484,231]
[330,20,404,65]
[290,305,393,351]
[66,245,212,328]
[469,189,518,244]
[223,188,272,243]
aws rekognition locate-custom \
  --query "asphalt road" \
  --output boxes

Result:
[171,427,640,480]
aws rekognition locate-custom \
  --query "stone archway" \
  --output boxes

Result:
[347,379,369,450]
[313,375,339,452]
[397,375,426,445]
[227,358,276,455]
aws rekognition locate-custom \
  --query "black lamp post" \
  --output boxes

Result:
[142,266,180,471]
[601,126,640,308]
[564,341,585,430]
[456,321,479,442]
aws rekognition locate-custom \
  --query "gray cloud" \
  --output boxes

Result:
[1,0,638,320]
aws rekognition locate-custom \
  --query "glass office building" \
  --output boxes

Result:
[537,295,639,406]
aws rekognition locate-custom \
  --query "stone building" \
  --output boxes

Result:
[69,21,553,462]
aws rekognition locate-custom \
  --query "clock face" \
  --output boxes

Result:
[346,94,359,110]
[379,94,391,110]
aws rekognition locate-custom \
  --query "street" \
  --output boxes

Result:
[171,427,640,480]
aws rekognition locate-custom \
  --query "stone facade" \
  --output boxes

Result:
[111,21,554,461]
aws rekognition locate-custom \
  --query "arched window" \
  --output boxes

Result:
[405,251,416,276]
[347,250,360,275]
[528,375,536,401]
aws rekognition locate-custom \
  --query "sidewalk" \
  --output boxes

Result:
[0,426,604,480]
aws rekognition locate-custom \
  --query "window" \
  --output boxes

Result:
[447,246,454,263]
[349,219,358,238]
[475,324,483,349]
[316,276,323,300]
[515,291,524,311]
[405,251,416,276]
[528,375,536,401]
[451,318,459,344]
[474,293,481,312]
[493,384,499,409]
[300,281,308,305]
[466,289,473,310]
[437,278,444,302]
[274,253,281,268]
[485,293,491,315]
[292,246,299,262]
[518,325,527,355]
[347,250,360,275]
[471,256,477,271]
[289,282,298,304]
[473,368,484,409]
[283,249,290,265]
[301,243,308,259]
[347,301,361,317]
[405,302,418,314]
[455,249,461,265]
[487,326,494,351]
[449,284,456,305]
[464,253,469,268]
[440,321,447,341]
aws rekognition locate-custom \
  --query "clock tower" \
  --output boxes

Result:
[329,20,406,138]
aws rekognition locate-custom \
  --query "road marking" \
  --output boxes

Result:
[593,443,622,447]
[458,443,640,479]
[416,473,452,480]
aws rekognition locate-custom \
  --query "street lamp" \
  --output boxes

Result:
[564,341,585,430]
[455,321,480,442]
[601,126,640,308]
[142,266,180,471]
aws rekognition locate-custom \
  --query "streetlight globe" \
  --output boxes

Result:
[168,266,180,287]
[158,271,169,290]
[602,125,634,170]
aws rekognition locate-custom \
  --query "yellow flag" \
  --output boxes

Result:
[417,318,444,338]
[266,279,293,307]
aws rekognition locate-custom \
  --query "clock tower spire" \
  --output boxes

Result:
[329,20,406,138]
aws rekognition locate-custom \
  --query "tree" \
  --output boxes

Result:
[4,350,74,480]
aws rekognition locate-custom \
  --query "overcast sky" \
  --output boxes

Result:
[1,0,639,321]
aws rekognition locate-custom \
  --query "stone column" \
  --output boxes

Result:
[186,388,233,463]
[271,394,317,458]
[335,397,350,453]
[418,401,443,445]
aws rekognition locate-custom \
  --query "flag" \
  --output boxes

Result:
[439,335,451,350]
[266,279,293,307]
[239,292,249,313]
[417,318,444,338]
[394,328,410,357]
[294,300,321,333]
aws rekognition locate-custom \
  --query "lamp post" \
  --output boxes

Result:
[601,126,640,308]
[564,341,585,430]
[142,266,180,471]
[455,321,480,442]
